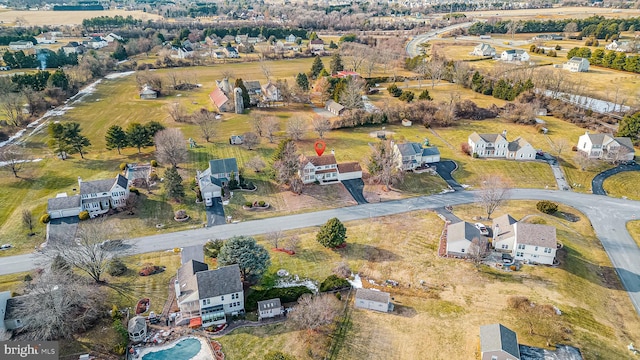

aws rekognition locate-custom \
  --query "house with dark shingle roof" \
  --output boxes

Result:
[0,291,24,340]
[480,323,521,360]
[393,142,440,171]
[196,158,239,206]
[577,131,635,161]
[446,221,483,257]
[46,174,129,219]
[174,261,244,328]
[258,298,283,320]
[354,288,392,312]
[325,100,345,116]
[492,214,557,265]
[47,194,81,219]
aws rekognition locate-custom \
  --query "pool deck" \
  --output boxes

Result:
[135,336,214,360]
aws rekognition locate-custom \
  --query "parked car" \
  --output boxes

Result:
[0,244,12,250]
[474,223,489,236]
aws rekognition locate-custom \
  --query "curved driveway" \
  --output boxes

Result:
[591,163,640,196]
[406,21,476,57]
[2,189,640,316]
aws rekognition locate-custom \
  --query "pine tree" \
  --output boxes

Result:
[105,125,128,154]
[64,122,91,159]
[310,55,325,79]
[418,89,432,101]
[126,123,152,153]
[316,217,347,248]
[112,43,127,61]
[296,73,309,91]
[330,53,344,74]
[234,78,251,109]
[164,166,185,200]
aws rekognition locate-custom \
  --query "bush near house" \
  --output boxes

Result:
[150,160,158,167]
[119,162,127,171]
[39,214,50,224]
[246,286,312,311]
[78,211,90,220]
[536,200,558,214]
[319,275,351,292]
[139,264,164,276]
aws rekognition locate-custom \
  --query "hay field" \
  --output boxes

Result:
[0,9,162,26]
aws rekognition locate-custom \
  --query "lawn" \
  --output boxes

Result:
[626,220,640,248]
[603,171,640,200]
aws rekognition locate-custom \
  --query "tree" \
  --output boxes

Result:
[126,123,152,153]
[284,235,300,253]
[193,109,219,142]
[339,78,365,109]
[263,117,280,144]
[314,77,331,105]
[310,55,325,79]
[296,73,310,92]
[312,116,331,139]
[167,102,187,123]
[64,122,91,159]
[203,239,224,258]
[617,112,640,140]
[218,236,270,284]
[105,125,128,154]
[242,131,259,150]
[22,209,35,235]
[273,139,302,193]
[329,53,344,74]
[399,91,414,103]
[48,122,69,159]
[507,20,522,39]
[246,156,266,173]
[425,59,445,89]
[266,230,283,249]
[468,237,488,263]
[368,140,403,190]
[0,145,25,178]
[289,293,341,332]
[316,217,347,248]
[154,128,187,168]
[1,92,25,127]
[537,200,558,214]
[286,116,306,141]
[564,22,578,38]
[112,43,127,61]
[164,166,185,200]
[477,176,510,219]
[235,78,251,109]
[418,89,432,101]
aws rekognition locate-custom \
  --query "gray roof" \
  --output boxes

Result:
[447,221,482,242]
[128,316,147,332]
[515,222,556,248]
[356,288,390,303]
[421,147,440,156]
[395,142,422,157]
[196,264,243,299]
[209,158,238,176]
[116,174,128,189]
[508,137,530,152]
[480,323,521,358]
[326,100,345,113]
[48,195,81,211]
[258,298,281,311]
[181,245,205,265]
[469,132,505,144]
[80,178,114,195]
[243,80,262,93]
[614,136,634,151]
[176,260,210,300]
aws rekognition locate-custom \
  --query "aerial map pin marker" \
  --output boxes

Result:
[314,140,326,157]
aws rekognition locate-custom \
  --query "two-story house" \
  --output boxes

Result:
[8,41,34,51]
[174,261,244,328]
[392,142,441,171]
[563,57,590,72]
[492,214,518,252]
[471,43,496,57]
[500,49,530,62]
[468,132,536,160]
[196,158,239,206]
[300,154,339,184]
[309,39,325,52]
[577,132,635,161]
[79,174,129,218]
[506,137,537,160]
[493,214,557,265]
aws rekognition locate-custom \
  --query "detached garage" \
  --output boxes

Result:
[47,194,81,219]
[354,288,393,313]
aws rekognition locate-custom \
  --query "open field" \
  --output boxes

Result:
[461,6,640,20]
[603,171,640,200]
[214,201,640,359]
[627,220,640,248]
[0,10,162,26]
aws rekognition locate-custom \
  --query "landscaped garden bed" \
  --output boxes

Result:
[242,201,270,210]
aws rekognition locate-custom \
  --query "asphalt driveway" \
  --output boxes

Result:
[432,161,464,191]
[46,217,79,245]
[591,162,640,195]
[206,197,226,226]
[341,179,368,204]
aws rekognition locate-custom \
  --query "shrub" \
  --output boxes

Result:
[203,239,224,258]
[335,292,342,300]
[129,187,140,195]
[139,264,163,276]
[472,152,479,158]
[507,296,530,310]
[119,162,127,171]
[24,274,32,282]
[39,214,50,224]
[78,211,90,221]
[320,275,351,292]
[264,351,297,360]
[398,91,414,102]
[244,201,253,208]
[536,200,558,214]
[174,210,187,219]
[418,89,432,101]
[150,160,158,167]
[246,286,312,311]
[555,44,561,50]
[387,84,402,97]
[258,200,266,207]
[460,142,471,156]
[571,145,578,151]
[107,258,128,277]
[316,217,347,248]
[149,172,159,182]
[111,304,123,320]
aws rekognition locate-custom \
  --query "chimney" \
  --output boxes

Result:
[585,131,589,135]
[331,149,335,155]
[493,224,500,241]
[502,130,507,139]
[77,176,82,187]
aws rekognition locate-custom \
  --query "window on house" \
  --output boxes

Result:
[221,296,224,301]
[501,244,508,249]
[535,246,539,251]
[207,299,210,305]
[461,249,465,253]
[544,248,552,253]
[516,252,523,257]
[518,244,525,250]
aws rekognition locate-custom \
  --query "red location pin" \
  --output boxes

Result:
[314,140,326,157]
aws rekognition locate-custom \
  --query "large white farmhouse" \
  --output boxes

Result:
[577,132,634,161]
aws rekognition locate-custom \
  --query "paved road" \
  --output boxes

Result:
[405,21,476,57]
[591,163,640,196]
[2,190,640,317]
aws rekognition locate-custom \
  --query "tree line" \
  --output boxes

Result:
[3,49,78,69]
[105,121,166,154]
[202,27,308,41]
[0,35,37,46]
[571,46,640,74]
[470,71,534,101]
[82,15,142,31]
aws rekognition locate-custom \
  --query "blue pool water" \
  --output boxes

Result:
[142,338,201,360]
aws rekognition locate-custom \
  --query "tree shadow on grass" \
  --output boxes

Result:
[338,243,401,262]
[8,173,77,191]
[296,248,333,263]
[557,245,636,291]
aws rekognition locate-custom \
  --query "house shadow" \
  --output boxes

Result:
[391,304,418,318]
[557,245,639,291]
[338,243,401,262]
[8,173,77,191]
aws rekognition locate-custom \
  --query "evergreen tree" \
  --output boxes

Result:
[218,236,270,284]
[316,217,347,248]
[329,40,338,49]
[308,32,318,41]
[612,52,627,70]
[164,166,185,200]
[145,121,165,137]
[112,43,127,61]
[49,69,69,90]
[617,112,640,140]
[329,53,344,74]
[47,123,69,159]
[105,125,128,154]
[296,73,309,91]
[64,122,91,159]
[602,50,617,68]
[471,71,484,93]
[310,55,325,79]
[272,138,294,162]
[234,78,251,109]
[126,123,152,153]
[418,89,432,100]
[590,48,605,66]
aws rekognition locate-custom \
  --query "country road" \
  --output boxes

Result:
[405,21,476,57]
[2,189,640,317]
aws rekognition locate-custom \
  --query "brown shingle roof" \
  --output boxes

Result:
[493,214,517,242]
[303,155,337,167]
[337,162,362,173]
[515,222,556,247]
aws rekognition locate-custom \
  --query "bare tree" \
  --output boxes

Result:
[574,153,595,171]
[340,42,370,72]
[242,131,260,150]
[552,138,570,158]
[260,60,272,82]
[11,271,106,340]
[252,113,264,137]
[339,78,365,109]
[477,176,511,219]
[22,209,35,235]
[166,71,182,90]
[564,22,578,38]
[266,230,283,249]
[312,116,331,139]
[426,59,445,89]
[1,92,25,127]
[168,102,187,123]
[332,262,351,278]
[192,109,218,142]
[246,156,266,173]
[314,77,331,106]
[273,140,302,193]
[264,116,280,143]
[284,235,300,252]
[289,293,342,333]
[610,145,632,164]
[221,70,235,81]
[468,237,488,263]
[451,61,471,87]
[0,145,26,178]
[414,61,428,89]
[286,116,307,141]
[368,140,403,190]
[154,128,188,168]
[507,21,522,39]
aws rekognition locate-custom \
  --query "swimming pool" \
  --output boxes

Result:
[141,338,201,360]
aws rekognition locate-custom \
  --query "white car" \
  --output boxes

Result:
[474,223,489,236]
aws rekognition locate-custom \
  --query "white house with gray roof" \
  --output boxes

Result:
[446,221,483,257]
[471,43,496,57]
[47,194,82,219]
[258,298,283,320]
[563,57,590,72]
[196,158,239,206]
[480,323,521,360]
[354,288,392,312]
[500,49,530,62]
[577,132,635,161]
[468,132,535,160]
[493,214,557,265]
[46,174,129,219]
[392,141,440,171]
[174,261,244,328]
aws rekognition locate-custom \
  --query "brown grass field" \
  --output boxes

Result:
[0,9,162,26]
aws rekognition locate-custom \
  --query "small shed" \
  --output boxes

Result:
[354,288,392,313]
[258,298,283,320]
[128,316,147,343]
[326,100,345,116]
[139,84,158,99]
[229,135,244,145]
[479,323,521,360]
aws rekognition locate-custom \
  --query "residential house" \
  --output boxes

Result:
[446,221,483,257]
[286,34,297,43]
[513,222,557,265]
[139,84,158,99]
[333,70,361,79]
[174,261,244,328]
[354,288,393,313]
[479,323,521,360]
[468,132,536,160]
[257,298,283,320]
[8,41,34,50]
[247,37,261,44]
[212,50,226,59]
[563,57,590,72]
[243,80,262,105]
[205,36,220,47]
[79,174,130,218]
[500,49,530,62]
[604,40,637,52]
[577,132,635,161]
[235,34,249,44]
[196,158,239,205]
[532,34,563,41]
[392,142,440,171]
[605,40,621,51]
[261,82,281,102]
[47,193,81,219]
[492,214,517,252]
[299,154,339,184]
[172,46,194,59]
[471,43,496,57]
[181,245,205,265]
[104,33,123,43]
[35,32,57,44]
[309,39,325,52]
[62,42,85,55]
[326,100,345,116]
[86,37,108,49]
[0,291,24,340]
[506,137,536,160]
[223,46,239,58]
[128,316,147,343]
[229,135,244,145]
